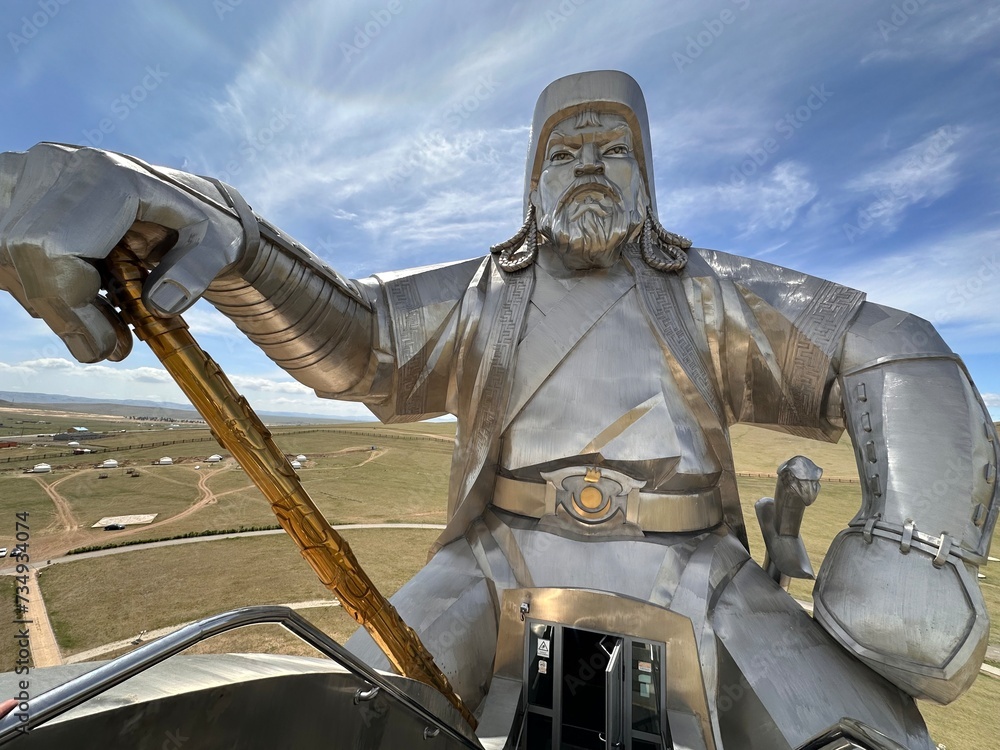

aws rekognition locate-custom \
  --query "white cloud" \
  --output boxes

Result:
[819,228,1000,353]
[983,393,1000,407]
[228,374,313,395]
[862,1,1000,64]
[843,126,966,233]
[664,161,818,235]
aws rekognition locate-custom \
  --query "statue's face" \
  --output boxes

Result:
[534,112,649,270]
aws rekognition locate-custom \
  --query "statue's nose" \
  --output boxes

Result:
[574,143,604,176]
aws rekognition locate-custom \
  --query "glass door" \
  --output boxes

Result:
[603,639,624,749]
[521,622,670,749]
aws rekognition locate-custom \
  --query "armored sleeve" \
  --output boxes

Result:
[207,231,484,423]
[812,302,998,703]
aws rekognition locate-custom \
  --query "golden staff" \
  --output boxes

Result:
[103,247,476,729]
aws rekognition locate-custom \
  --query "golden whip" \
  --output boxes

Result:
[104,248,476,729]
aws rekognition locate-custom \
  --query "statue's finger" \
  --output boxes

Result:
[7,252,126,363]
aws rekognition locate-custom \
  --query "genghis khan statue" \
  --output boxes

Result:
[0,71,996,749]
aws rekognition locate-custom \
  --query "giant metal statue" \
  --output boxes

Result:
[0,71,996,749]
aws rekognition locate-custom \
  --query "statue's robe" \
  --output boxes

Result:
[329,246,866,551]
[336,248,942,747]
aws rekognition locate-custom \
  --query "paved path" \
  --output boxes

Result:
[26,569,61,667]
[0,523,447,574]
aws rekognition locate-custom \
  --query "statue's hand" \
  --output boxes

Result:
[0,143,245,363]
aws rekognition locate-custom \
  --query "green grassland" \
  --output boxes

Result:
[0,409,996,747]
[0,476,58,536]
[39,527,437,654]
[48,468,201,525]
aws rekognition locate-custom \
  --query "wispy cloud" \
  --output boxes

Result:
[862,1,1000,64]
[663,161,818,235]
[846,125,964,223]
[820,227,1000,347]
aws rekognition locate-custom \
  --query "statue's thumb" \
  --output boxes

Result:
[144,221,242,317]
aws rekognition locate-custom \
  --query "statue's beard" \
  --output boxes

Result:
[540,176,635,270]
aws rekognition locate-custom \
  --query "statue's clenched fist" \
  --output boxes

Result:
[0,143,247,363]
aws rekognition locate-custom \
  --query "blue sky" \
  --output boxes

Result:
[0,0,997,420]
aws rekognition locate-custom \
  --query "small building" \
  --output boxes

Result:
[73,448,93,455]
[68,426,89,433]
[67,441,80,447]
[206,454,222,463]
[156,457,173,466]
[290,460,302,470]
[100,459,119,469]
[30,463,52,473]
[295,454,307,462]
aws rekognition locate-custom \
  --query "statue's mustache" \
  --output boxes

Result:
[555,176,624,216]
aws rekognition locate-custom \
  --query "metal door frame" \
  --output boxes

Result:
[520,619,668,749]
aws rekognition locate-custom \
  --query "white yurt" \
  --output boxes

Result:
[290,460,302,470]
[31,463,52,473]
[295,454,307,462]
[206,454,222,463]
[157,457,173,465]
[101,459,119,469]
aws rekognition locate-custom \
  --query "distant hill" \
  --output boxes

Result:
[0,391,370,424]
[0,391,195,410]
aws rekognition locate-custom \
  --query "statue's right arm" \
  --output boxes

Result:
[0,144,376,397]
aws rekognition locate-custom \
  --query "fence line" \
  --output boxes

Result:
[735,471,860,484]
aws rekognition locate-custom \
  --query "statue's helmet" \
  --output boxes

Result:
[523,70,657,216]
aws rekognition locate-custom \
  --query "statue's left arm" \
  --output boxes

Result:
[695,248,998,704]
[813,301,998,704]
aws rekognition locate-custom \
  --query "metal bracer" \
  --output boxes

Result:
[813,302,999,703]
[204,213,382,399]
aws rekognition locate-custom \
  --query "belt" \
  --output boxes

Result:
[492,468,723,533]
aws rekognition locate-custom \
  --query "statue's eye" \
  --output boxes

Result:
[549,150,573,162]
[604,144,629,156]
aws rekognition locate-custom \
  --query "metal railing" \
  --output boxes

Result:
[0,605,481,748]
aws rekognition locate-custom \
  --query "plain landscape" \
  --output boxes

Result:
[0,397,996,748]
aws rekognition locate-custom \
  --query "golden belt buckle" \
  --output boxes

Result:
[540,466,646,525]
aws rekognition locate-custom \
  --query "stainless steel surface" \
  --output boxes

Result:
[345,536,500,712]
[0,605,479,748]
[523,71,658,216]
[1,69,995,743]
[756,456,821,587]
[812,303,999,703]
